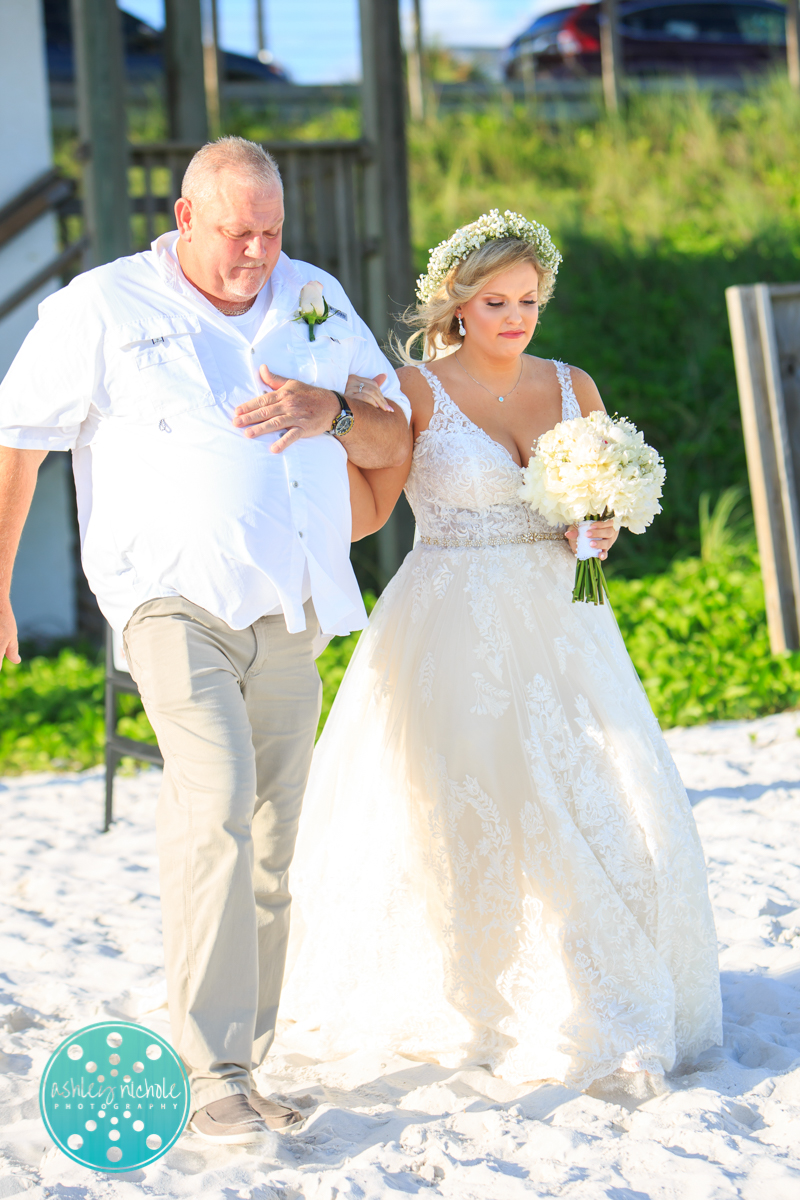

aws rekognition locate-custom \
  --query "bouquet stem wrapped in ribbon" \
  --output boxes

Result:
[573,518,611,604]
[518,412,666,605]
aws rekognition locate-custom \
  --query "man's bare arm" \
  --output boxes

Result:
[233,366,412,469]
[0,446,48,667]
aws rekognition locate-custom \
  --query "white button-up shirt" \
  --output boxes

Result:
[0,232,410,641]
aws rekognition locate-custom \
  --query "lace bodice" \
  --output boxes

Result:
[405,359,581,545]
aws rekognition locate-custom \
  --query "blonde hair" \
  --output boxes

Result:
[181,136,282,207]
[399,236,556,364]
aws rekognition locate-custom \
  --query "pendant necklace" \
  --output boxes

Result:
[455,354,524,403]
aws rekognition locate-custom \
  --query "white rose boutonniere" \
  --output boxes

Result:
[296,280,329,341]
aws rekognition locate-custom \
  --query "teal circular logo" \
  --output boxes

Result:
[39,1021,190,1172]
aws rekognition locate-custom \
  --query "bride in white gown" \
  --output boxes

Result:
[281,212,722,1089]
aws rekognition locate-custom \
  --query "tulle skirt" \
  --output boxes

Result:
[281,539,722,1088]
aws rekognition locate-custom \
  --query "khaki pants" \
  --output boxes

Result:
[123,596,322,1112]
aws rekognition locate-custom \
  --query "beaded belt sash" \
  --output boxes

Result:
[419,531,565,548]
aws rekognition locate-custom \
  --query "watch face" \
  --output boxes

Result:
[333,411,354,436]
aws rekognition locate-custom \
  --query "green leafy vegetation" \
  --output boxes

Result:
[608,493,800,727]
[0,647,148,774]
[609,551,800,728]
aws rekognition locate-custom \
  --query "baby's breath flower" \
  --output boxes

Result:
[416,209,562,304]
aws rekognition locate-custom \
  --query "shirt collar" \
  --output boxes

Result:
[151,232,305,343]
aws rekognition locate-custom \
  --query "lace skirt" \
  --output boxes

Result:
[281,539,722,1087]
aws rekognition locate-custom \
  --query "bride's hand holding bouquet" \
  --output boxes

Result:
[518,411,666,604]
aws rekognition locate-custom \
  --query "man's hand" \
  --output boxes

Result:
[234,366,341,453]
[233,366,409,467]
[0,599,20,668]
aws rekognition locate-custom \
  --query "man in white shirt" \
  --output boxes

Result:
[0,137,411,1144]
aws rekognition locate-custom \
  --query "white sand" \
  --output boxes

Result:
[2,711,800,1198]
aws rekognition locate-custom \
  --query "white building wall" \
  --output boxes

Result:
[1,0,76,642]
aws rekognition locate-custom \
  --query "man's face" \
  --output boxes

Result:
[175,173,285,303]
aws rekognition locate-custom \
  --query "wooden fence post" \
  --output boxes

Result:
[600,0,623,114]
[70,0,130,266]
[787,0,800,93]
[407,0,425,122]
[256,0,268,61]
[164,0,209,142]
[727,283,800,653]
[359,0,414,342]
[201,0,222,137]
[359,0,416,581]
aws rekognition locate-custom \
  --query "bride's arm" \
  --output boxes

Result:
[346,364,428,541]
[347,454,413,541]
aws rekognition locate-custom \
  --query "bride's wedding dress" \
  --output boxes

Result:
[282,361,722,1088]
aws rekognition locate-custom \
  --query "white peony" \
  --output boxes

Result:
[518,411,666,535]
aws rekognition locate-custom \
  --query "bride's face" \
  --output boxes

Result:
[459,262,539,359]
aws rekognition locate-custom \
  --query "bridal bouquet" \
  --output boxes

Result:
[518,412,666,604]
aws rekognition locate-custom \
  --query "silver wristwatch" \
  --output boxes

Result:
[330,391,354,437]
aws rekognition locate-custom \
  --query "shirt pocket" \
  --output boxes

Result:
[297,318,365,392]
[110,315,221,420]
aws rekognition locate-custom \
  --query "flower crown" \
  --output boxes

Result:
[415,209,562,305]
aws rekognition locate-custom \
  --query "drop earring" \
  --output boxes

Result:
[458,314,466,337]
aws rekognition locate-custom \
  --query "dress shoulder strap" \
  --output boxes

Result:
[553,360,582,421]
[416,362,450,415]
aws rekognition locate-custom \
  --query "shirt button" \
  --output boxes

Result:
[298,531,304,538]
[250,347,255,354]
[291,480,299,488]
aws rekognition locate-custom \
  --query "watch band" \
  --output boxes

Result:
[330,391,354,437]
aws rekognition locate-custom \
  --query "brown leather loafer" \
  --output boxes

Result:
[188,1093,271,1144]
[248,1088,303,1129]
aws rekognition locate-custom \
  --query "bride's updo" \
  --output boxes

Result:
[399,210,561,364]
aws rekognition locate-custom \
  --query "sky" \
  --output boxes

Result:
[121,1,548,84]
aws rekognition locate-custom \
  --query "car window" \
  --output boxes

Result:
[622,4,785,43]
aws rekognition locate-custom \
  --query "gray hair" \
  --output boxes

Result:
[181,136,283,207]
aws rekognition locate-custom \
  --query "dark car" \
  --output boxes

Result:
[505,0,787,79]
[44,0,288,84]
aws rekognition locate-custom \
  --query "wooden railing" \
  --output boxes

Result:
[0,169,86,323]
